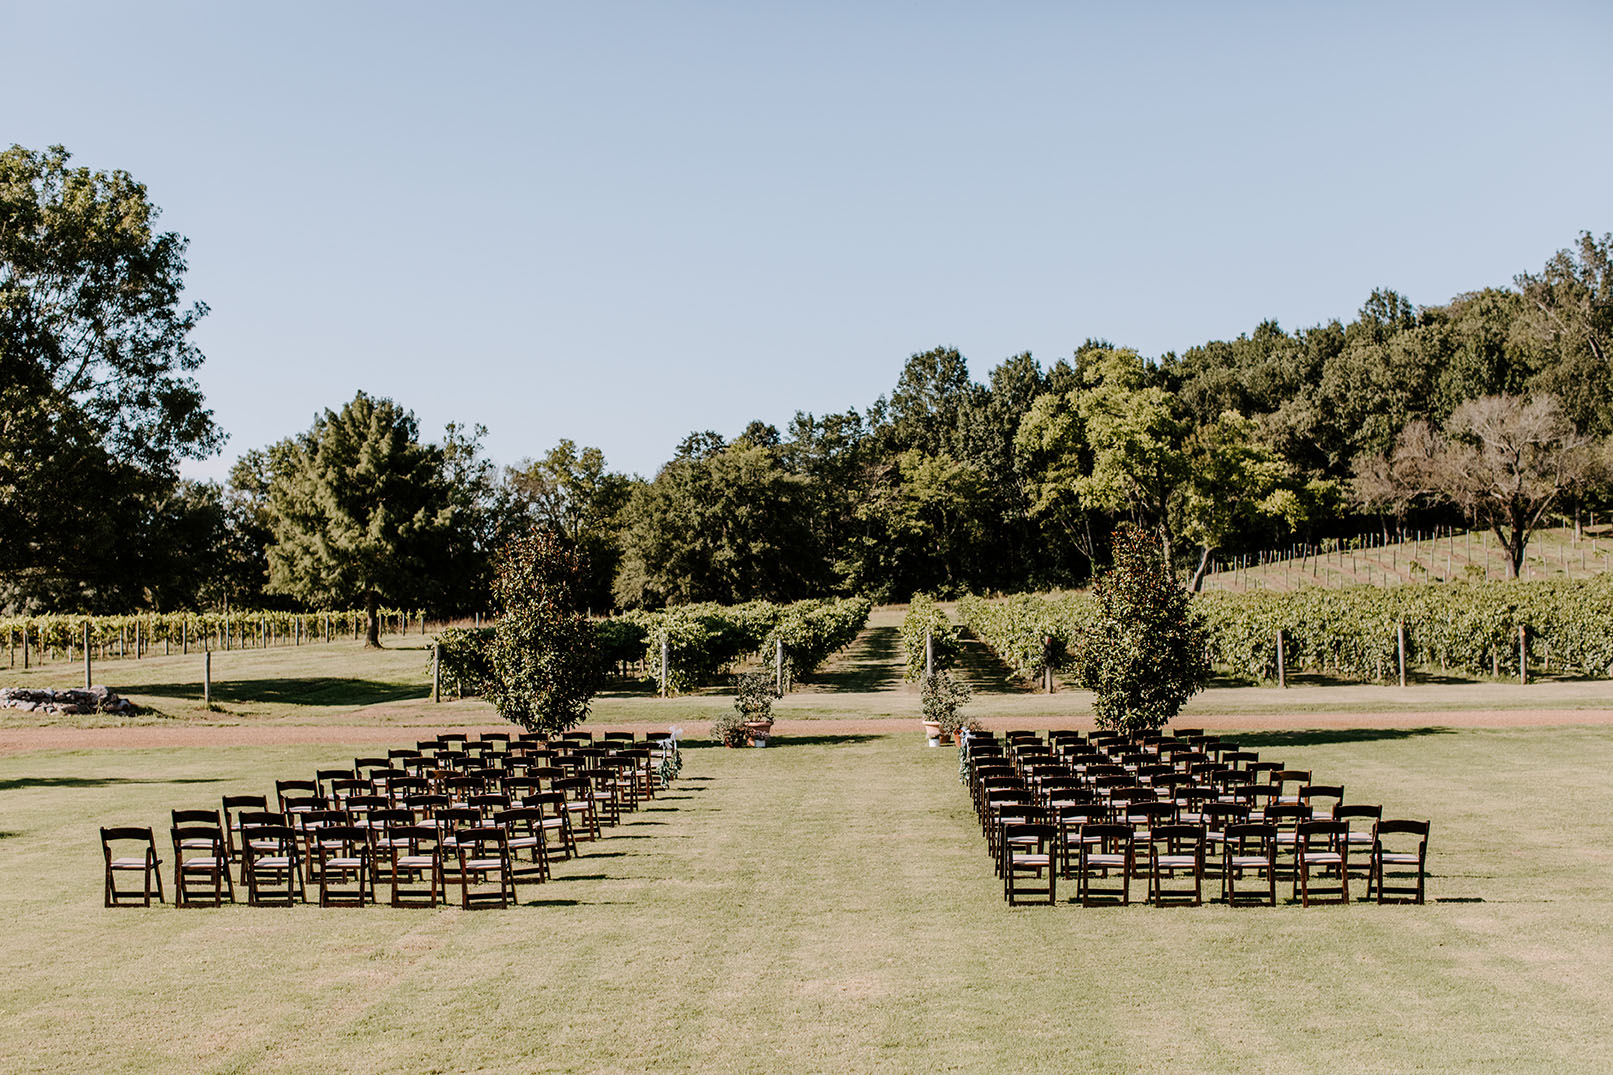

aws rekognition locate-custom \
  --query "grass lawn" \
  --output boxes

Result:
[3,725,1612,1073]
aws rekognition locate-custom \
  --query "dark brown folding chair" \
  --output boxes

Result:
[1369,820,1430,904]
[1001,822,1058,906]
[241,823,304,905]
[1077,824,1134,906]
[388,824,444,908]
[172,824,233,907]
[1295,819,1349,906]
[314,825,373,907]
[454,826,518,909]
[1147,824,1205,906]
[102,827,164,907]
[1221,822,1277,906]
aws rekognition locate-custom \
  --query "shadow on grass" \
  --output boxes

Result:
[955,629,1037,695]
[1434,896,1486,903]
[1234,727,1453,749]
[125,677,422,708]
[0,776,224,791]
[799,625,904,693]
[553,872,610,882]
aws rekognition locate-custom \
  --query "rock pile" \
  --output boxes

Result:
[0,686,136,715]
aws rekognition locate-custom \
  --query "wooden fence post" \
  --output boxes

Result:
[203,649,212,707]
[1397,622,1407,688]
[432,643,441,704]
[22,625,28,670]
[1519,626,1528,685]
[1276,630,1286,689]
[925,630,934,680]
[775,640,785,697]
[659,632,669,698]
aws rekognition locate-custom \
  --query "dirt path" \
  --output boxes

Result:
[4,708,1612,756]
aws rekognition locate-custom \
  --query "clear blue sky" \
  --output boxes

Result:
[6,1,1610,480]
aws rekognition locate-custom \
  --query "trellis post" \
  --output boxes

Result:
[925,630,934,680]
[84,622,92,689]
[660,632,670,698]
[203,648,212,707]
[432,643,442,703]
[1396,622,1406,688]
[1276,630,1286,689]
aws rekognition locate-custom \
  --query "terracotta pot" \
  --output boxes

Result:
[921,719,942,741]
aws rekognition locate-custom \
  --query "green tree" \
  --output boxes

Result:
[1516,232,1613,434]
[1180,411,1319,590]
[264,392,454,645]
[1071,523,1210,735]
[613,428,822,606]
[501,439,629,611]
[1021,348,1189,569]
[0,144,220,610]
[486,528,601,735]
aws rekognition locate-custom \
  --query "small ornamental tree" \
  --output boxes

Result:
[486,528,601,735]
[1072,523,1211,735]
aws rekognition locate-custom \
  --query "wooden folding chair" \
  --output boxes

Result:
[1295,820,1349,906]
[1369,820,1429,904]
[1147,824,1205,907]
[102,827,164,907]
[1221,822,1277,906]
[388,824,444,907]
[314,825,374,907]
[455,826,518,909]
[241,824,304,906]
[1076,824,1134,906]
[172,824,233,907]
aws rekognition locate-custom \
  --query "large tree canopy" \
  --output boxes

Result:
[0,144,220,611]
[265,392,455,644]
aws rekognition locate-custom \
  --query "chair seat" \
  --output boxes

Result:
[1010,853,1052,868]
[1228,855,1271,869]
[507,836,541,850]
[463,857,505,871]
[1301,852,1343,866]
[110,857,156,869]
[396,855,437,869]
[1377,852,1421,865]
[180,858,226,870]
[1085,854,1127,868]
[325,857,366,869]
[1156,854,1198,869]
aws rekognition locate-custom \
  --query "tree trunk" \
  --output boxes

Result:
[1189,545,1212,592]
[364,592,382,648]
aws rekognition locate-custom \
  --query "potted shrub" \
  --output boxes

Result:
[920,670,971,746]
[713,672,775,747]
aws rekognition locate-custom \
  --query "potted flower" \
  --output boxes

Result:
[920,671,971,746]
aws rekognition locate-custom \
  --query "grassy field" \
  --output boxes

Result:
[3,724,1613,1073]
[1198,522,1613,592]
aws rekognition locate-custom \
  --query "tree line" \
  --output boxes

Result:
[4,143,1611,620]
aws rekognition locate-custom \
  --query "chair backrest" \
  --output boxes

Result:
[1376,819,1430,841]
[102,826,156,855]
[1149,824,1204,852]
[222,794,268,822]
[1297,819,1347,850]
[1224,822,1276,854]
[172,808,220,828]
[1302,784,1344,817]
